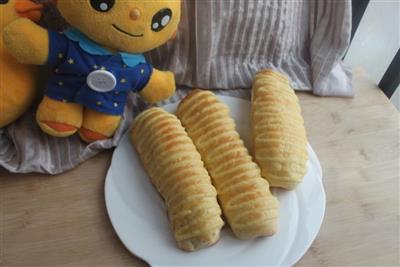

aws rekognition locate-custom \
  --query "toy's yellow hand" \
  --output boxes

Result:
[140,69,176,104]
[2,18,49,65]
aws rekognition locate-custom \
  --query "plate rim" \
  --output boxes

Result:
[282,144,326,266]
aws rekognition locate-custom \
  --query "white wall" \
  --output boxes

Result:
[344,0,400,110]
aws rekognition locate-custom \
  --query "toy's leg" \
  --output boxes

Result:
[36,96,83,137]
[78,108,121,143]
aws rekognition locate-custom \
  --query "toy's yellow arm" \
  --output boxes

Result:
[140,69,176,104]
[2,18,49,65]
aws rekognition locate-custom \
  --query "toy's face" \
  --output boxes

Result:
[57,0,181,53]
[0,0,42,28]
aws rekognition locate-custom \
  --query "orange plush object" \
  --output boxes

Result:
[0,0,43,128]
[3,0,181,142]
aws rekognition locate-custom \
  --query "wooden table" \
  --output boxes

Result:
[1,68,399,266]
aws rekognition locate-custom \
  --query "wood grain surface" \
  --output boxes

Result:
[1,69,399,267]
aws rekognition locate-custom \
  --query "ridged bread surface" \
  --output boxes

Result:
[131,107,224,251]
[251,69,308,190]
[177,90,279,239]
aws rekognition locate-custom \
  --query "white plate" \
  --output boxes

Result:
[105,96,325,267]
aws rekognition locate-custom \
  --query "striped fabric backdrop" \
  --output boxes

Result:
[0,0,352,174]
[148,0,352,96]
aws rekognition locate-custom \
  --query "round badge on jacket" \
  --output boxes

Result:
[87,70,117,93]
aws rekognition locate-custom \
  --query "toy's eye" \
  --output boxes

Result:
[90,0,115,12]
[0,0,9,4]
[151,8,172,32]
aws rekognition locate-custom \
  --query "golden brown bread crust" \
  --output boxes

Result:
[131,107,224,251]
[177,90,279,240]
[251,69,308,190]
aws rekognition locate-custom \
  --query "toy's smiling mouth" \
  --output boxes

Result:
[112,24,144,38]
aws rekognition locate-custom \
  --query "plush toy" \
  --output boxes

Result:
[3,0,180,142]
[0,0,43,128]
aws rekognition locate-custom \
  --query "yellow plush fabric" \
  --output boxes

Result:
[2,0,181,142]
[140,69,176,103]
[79,109,122,142]
[36,96,83,137]
[3,18,49,65]
[56,0,181,54]
[0,0,42,128]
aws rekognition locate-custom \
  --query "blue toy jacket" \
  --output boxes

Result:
[46,28,153,116]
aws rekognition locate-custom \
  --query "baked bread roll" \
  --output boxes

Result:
[131,107,224,252]
[251,69,308,190]
[177,90,279,239]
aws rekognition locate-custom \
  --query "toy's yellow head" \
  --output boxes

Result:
[0,0,42,29]
[56,0,181,53]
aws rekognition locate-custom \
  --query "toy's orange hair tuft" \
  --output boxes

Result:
[14,0,43,22]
